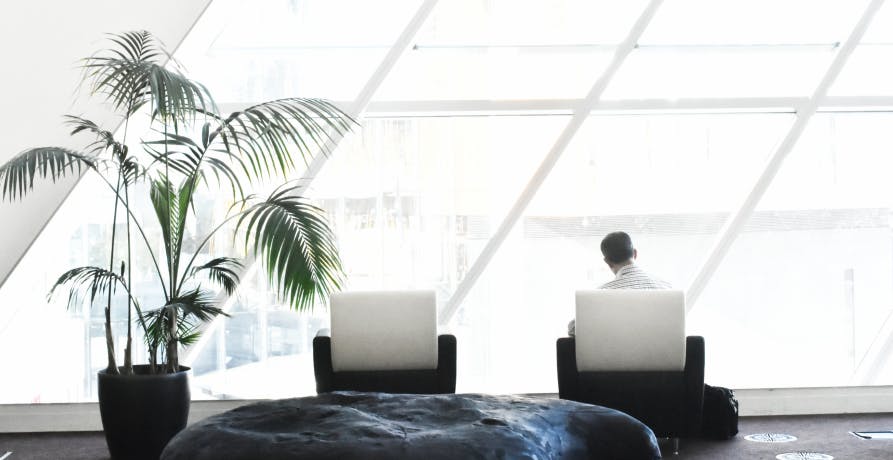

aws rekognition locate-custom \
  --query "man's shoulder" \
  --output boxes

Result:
[601,265,671,289]
[598,279,625,289]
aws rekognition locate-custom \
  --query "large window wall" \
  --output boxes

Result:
[3,0,893,404]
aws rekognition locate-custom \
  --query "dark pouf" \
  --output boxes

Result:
[161,392,661,460]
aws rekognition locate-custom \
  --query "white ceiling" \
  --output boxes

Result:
[0,0,213,285]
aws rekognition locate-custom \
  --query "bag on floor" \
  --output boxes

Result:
[701,384,739,440]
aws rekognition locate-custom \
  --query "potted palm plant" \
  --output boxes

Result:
[0,31,353,460]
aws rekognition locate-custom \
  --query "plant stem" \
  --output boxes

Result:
[120,101,134,376]
[167,306,178,373]
[163,120,179,372]
[104,173,123,375]
[122,182,133,375]
[92,168,168,300]
[177,208,248,289]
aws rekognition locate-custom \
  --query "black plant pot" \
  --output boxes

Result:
[97,365,191,460]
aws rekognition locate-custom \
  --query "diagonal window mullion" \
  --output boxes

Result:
[438,0,666,325]
[183,0,442,363]
[685,0,886,311]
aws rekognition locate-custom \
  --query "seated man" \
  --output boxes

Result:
[569,231,670,336]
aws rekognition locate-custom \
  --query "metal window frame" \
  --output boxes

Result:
[437,0,666,325]
[183,0,441,363]
[685,0,886,309]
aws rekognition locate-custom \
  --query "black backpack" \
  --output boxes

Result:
[701,384,739,440]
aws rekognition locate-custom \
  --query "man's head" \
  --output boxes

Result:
[600,231,637,272]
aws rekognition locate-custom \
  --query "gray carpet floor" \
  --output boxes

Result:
[0,413,891,459]
[663,412,893,459]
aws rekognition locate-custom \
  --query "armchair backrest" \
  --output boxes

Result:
[330,290,438,372]
[575,289,686,372]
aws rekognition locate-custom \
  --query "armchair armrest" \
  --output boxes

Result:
[683,336,705,437]
[556,337,579,400]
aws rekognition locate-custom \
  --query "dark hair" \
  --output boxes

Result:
[601,232,634,264]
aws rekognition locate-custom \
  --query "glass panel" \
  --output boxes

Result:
[0,111,317,403]
[0,178,105,403]
[375,0,648,100]
[310,116,560,293]
[828,1,893,96]
[603,47,833,99]
[610,1,870,100]
[640,0,866,45]
[186,116,563,398]
[419,0,648,46]
[175,0,423,102]
[465,113,790,394]
[188,272,324,399]
[8,0,893,408]
[829,45,893,96]
[692,113,893,388]
[0,167,262,403]
[856,0,893,43]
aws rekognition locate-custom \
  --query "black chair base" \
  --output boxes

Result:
[557,335,705,439]
[313,334,457,394]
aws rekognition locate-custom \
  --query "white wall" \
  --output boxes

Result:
[0,0,213,287]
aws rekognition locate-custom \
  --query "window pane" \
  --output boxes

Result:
[375,0,648,100]
[311,116,562,293]
[640,0,866,45]
[8,0,893,408]
[692,113,893,388]
[828,45,893,96]
[0,125,309,403]
[187,116,564,398]
[611,1,871,100]
[604,47,833,99]
[458,114,790,394]
[828,1,893,96]
[175,0,422,102]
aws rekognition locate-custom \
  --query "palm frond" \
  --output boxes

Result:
[64,115,120,155]
[210,98,354,182]
[141,288,227,350]
[83,31,215,125]
[149,177,176,264]
[143,141,200,177]
[189,257,243,295]
[144,129,246,198]
[0,147,95,201]
[48,266,128,309]
[173,289,227,322]
[121,157,145,186]
[237,184,343,311]
[149,177,193,283]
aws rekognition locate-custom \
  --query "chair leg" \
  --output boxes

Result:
[672,437,680,455]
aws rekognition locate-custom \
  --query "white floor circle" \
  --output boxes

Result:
[776,453,834,460]
[744,433,798,443]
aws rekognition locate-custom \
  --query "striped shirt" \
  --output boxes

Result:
[598,264,671,290]
[568,264,671,336]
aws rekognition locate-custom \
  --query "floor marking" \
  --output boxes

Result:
[0,451,12,460]
[776,453,833,460]
[744,433,798,443]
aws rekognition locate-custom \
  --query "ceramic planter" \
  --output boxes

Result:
[97,365,190,460]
